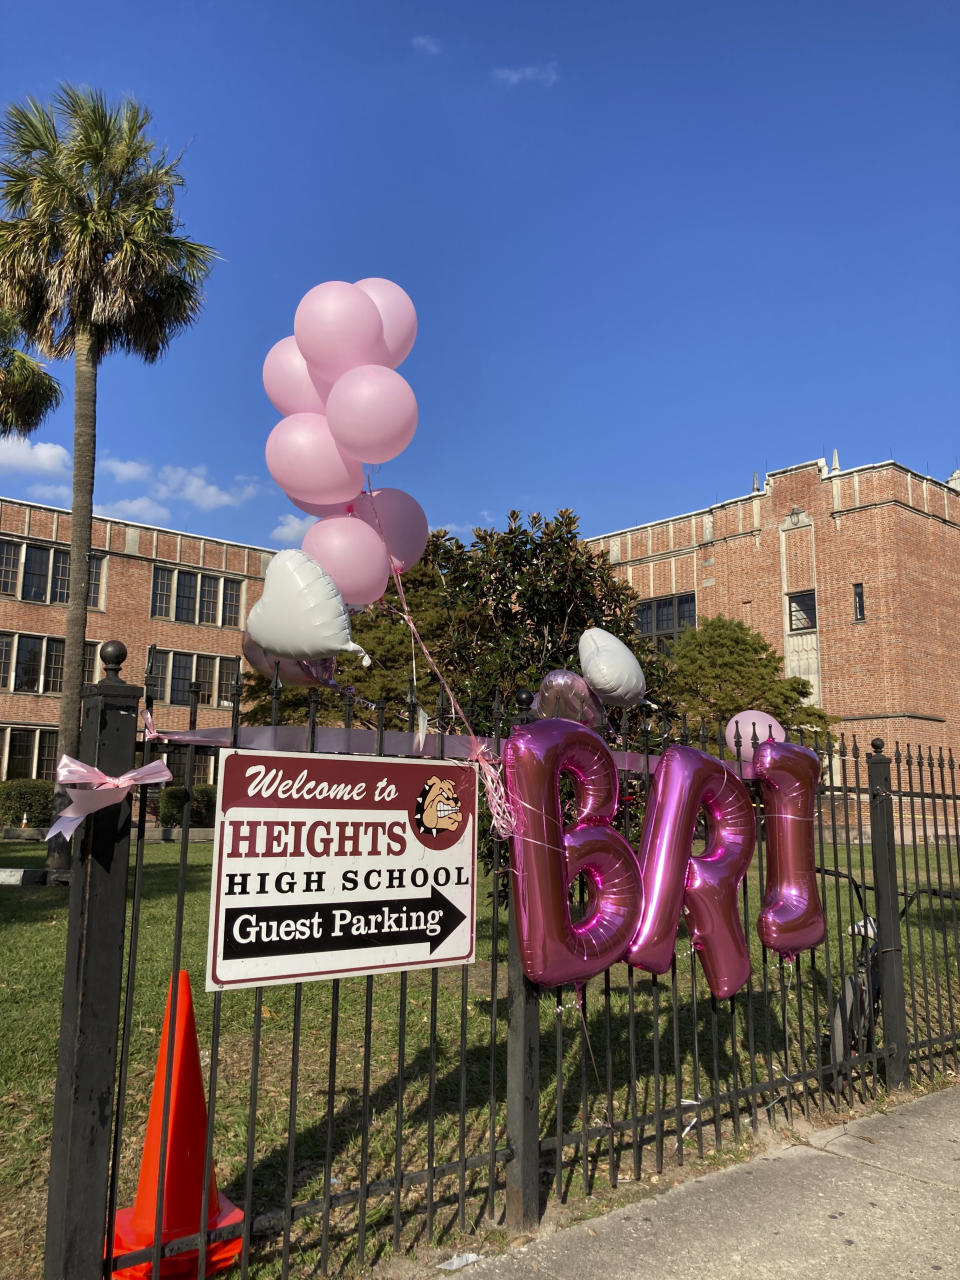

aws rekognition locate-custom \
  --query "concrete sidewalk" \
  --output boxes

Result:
[455,1086,960,1280]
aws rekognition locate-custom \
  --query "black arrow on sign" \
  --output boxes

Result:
[223,885,467,961]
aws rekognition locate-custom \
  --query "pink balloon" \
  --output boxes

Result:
[724,709,786,763]
[325,365,418,464]
[753,740,826,957]
[626,746,756,998]
[265,414,364,506]
[242,632,337,687]
[502,719,645,988]
[288,492,364,519]
[532,670,606,729]
[355,277,418,368]
[262,336,331,416]
[355,488,429,571]
[294,281,387,383]
[301,516,392,608]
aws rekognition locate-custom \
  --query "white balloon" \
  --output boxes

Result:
[246,549,371,665]
[578,628,646,708]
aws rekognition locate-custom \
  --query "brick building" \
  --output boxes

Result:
[585,457,960,750]
[0,496,269,781]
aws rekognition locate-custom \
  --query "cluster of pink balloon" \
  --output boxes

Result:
[262,278,430,611]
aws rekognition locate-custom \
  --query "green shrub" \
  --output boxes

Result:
[157,783,217,829]
[0,778,55,827]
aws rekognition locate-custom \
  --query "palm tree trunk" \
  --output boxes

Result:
[46,327,97,871]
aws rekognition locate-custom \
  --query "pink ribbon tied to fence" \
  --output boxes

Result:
[45,755,173,842]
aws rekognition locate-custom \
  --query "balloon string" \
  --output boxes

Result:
[384,563,518,838]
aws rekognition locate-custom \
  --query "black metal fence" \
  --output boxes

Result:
[44,651,960,1279]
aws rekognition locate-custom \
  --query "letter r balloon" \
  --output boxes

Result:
[625,746,755,998]
[502,720,644,988]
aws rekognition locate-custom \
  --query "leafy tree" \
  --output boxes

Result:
[651,613,830,739]
[0,85,215,863]
[430,509,640,730]
[0,307,61,432]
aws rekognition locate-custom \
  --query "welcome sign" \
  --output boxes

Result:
[206,749,478,991]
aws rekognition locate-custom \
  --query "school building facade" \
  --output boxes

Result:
[0,496,269,782]
[585,457,960,751]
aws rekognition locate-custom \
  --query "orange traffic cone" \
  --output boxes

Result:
[109,971,243,1277]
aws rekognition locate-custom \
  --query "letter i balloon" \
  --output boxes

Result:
[247,278,431,664]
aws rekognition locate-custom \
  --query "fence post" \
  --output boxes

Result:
[867,738,909,1089]
[45,642,142,1280]
[505,690,541,1230]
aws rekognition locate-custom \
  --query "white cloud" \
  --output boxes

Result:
[412,35,441,55]
[492,60,559,88]
[155,465,258,510]
[430,520,476,536]
[270,513,316,545]
[94,496,172,524]
[0,437,71,476]
[100,457,152,484]
[27,483,72,505]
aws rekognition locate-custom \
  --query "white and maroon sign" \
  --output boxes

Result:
[206,749,478,991]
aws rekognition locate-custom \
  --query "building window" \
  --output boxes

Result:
[37,730,58,781]
[6,729,35,779]
[152,566,243,627]
[87,556,103,608]
[151,567,173,617]
[853,583,865,622]
[21,546,50,601]
[14,635,43,691]
[170,652,194,704]
[43,638,65,693]
[218,658,240,707]
[149,649,239,707]
[51,549,70,603]
[0,540,101,606]
[788,590,817,632]
[637,591,696,652]
[222,579,241,627]
[199,575,220,624]
[175,571,198,622]
[84,641,99,685]
[0,542,17,595]
[195,655,216,705]
[0,634,95,694]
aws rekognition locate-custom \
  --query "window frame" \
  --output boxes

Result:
[636,591,697,651]
[788,590,817,633]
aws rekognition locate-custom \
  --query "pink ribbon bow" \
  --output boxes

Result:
[45,755,173,842]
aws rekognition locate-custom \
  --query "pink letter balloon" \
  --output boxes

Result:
[325,365,418,464]
[502,719,645,988]
[302,515,392,609]
[265,414,364,507]
[294,281,387,383]
[753,740,826,957]
[626,746,755,999]
[262,335,331,417]
[355,277,418,368]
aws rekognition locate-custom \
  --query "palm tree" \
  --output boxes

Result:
[0,86,215,852]
[0,307,62,433]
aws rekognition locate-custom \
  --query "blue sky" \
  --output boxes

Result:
[0,1,957,550]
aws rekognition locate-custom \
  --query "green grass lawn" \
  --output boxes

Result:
[2,831,959,1280]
